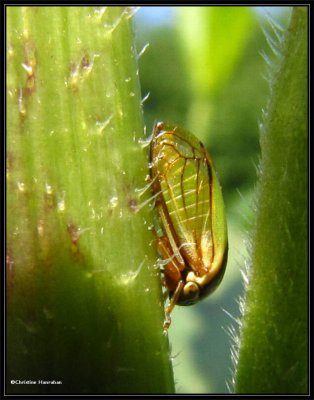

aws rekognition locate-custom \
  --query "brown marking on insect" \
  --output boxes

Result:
[156,235,184,292]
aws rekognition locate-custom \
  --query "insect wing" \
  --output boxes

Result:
[151,123,227,286]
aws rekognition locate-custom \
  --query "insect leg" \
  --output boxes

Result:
[163,280,185,332]
[156,236,186,331]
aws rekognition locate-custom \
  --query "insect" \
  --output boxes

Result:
[150,122,228,330]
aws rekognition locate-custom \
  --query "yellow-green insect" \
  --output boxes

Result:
[150,122,228,329]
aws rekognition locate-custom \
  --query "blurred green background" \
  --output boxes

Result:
[134,6,291,393]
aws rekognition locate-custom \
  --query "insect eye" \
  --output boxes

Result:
[182,282,200,302]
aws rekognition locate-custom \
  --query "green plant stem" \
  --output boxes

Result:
[234,7,308,394]
[7,6,174,394]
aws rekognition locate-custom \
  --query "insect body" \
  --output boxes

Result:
[150,122,228,329]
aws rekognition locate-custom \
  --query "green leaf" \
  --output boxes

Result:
[7,6,174,394]
[176,6,255,140]
[177,6,254,96]
[234,7,308,394]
